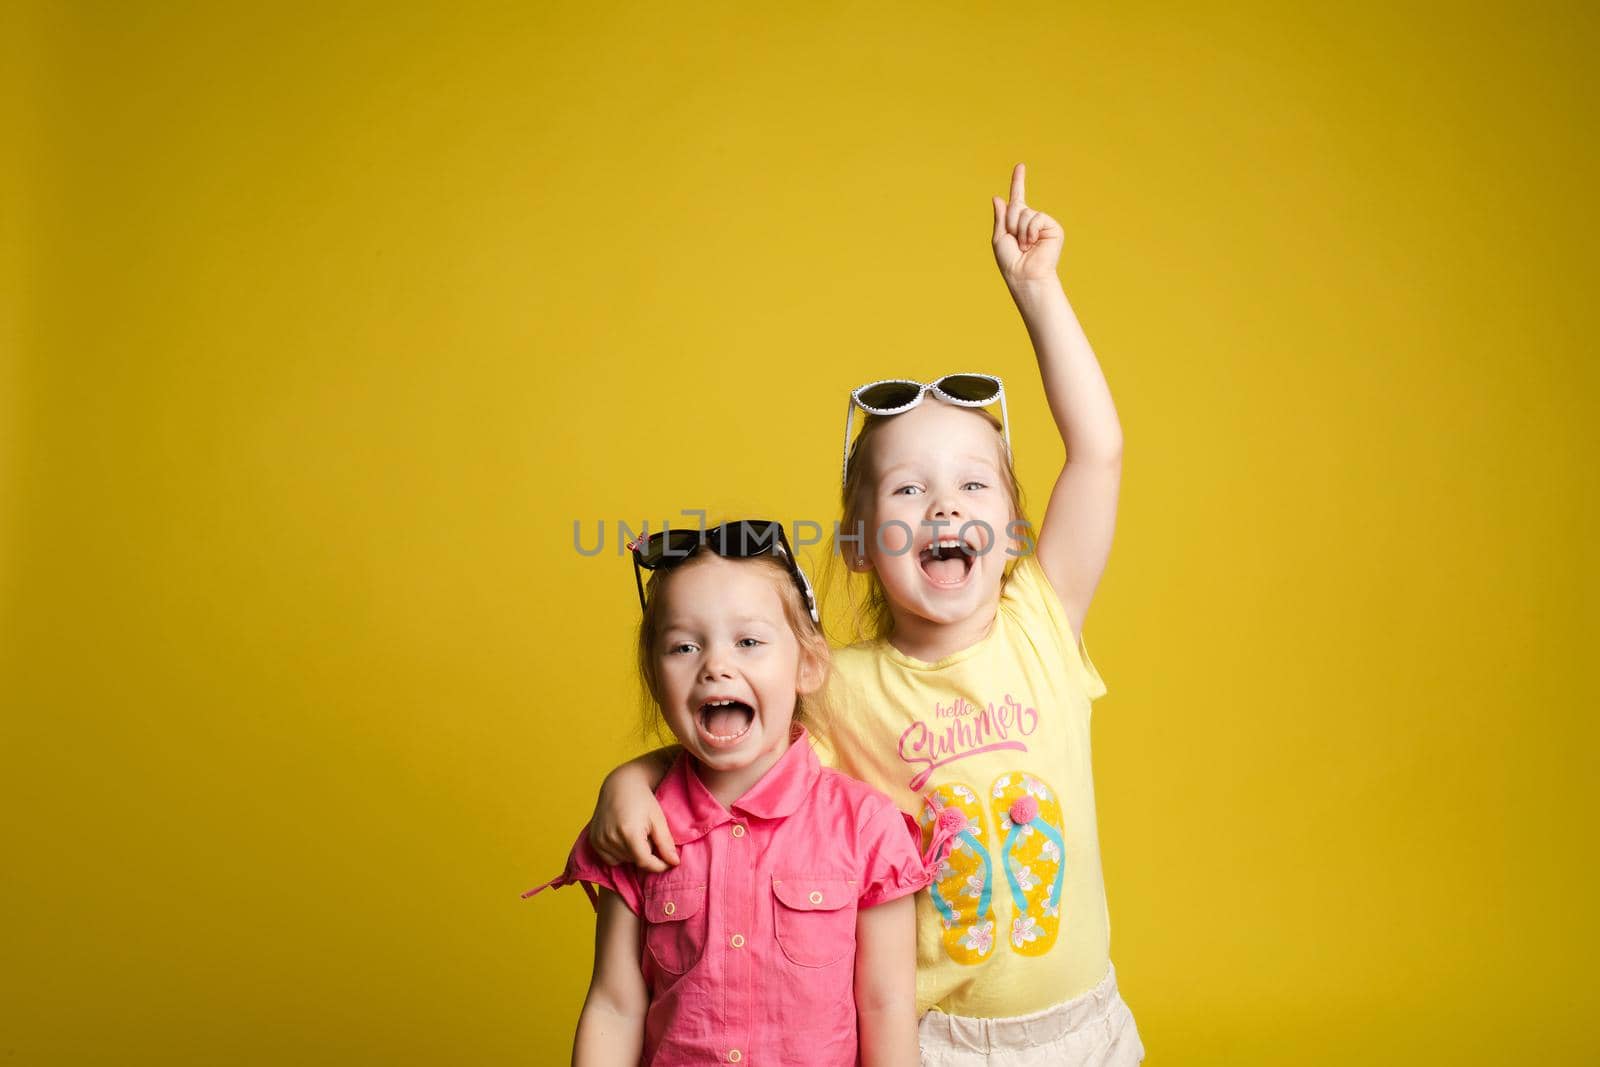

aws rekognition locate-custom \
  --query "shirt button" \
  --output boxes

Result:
[663,901,676,916]
[731,824,746,838]
[808,891,824,905]
[728,1051,742,1063]
[730,933,745,948]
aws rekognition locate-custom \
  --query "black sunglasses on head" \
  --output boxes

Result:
[628,520,820,624]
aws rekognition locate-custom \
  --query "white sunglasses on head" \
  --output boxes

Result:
[840,373,1010,487]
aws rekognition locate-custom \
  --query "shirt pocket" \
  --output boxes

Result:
[642,880,707,976]
[772,876,857,968]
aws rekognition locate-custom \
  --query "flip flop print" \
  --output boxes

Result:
[920,783,997,965]
[989,773,1065,956]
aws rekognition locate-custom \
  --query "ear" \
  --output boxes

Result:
[796,644,830,697]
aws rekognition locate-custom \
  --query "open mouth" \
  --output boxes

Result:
[697,698,755,746]
[919,538,975,586]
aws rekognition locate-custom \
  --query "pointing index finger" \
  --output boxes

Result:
[1009,162,1027,207]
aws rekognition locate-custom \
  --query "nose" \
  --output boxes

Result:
[701,651,735,682]
[928,494,963,522]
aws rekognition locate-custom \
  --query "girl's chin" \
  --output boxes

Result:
[689,730,791,774]
[689,731,758,767]
[693,750,759,773]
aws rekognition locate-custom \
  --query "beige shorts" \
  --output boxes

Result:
[918,963,1145,1066]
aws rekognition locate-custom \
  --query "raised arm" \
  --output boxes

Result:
[588,746,681,871]
[853,894,918,1066]
[991,162,1123,638]
[572,889,648,1066]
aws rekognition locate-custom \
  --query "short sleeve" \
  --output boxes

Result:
[855,800,934,909]
[1003,553,1108,702]
[522,825,644,915]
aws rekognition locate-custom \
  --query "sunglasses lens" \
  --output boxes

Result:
[716,520,784,558]
[856,381,923,412]
[637,529,702,567]
[936,374,1002,404]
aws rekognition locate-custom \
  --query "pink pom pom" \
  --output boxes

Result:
[936,808,968,836]
[1009,796,1038,825]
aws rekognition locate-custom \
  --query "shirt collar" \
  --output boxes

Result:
[657,726,823,845]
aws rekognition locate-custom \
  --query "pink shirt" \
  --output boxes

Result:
[526,728,934,1065]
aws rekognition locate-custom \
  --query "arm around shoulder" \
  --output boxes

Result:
[589,744,682,871]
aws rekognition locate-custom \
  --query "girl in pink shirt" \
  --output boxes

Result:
[525,521,940,1065]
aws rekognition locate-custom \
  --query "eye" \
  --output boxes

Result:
[893,484,924,496]
[961,481,988,491]
[736,637,764,649]
[666,642,698,655]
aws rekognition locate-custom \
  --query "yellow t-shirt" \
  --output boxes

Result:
[815,553,1111,1018]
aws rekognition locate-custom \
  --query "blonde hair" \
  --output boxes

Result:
[823,405,1029,646]
[636,551,832,745]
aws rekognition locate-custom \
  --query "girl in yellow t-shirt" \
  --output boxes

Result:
[584,163,1144,1066]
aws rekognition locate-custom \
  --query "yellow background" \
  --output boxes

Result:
[5,2,1596,1063]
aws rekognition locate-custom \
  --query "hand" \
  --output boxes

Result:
[589,762,680,872]
[991,162,1063,289]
